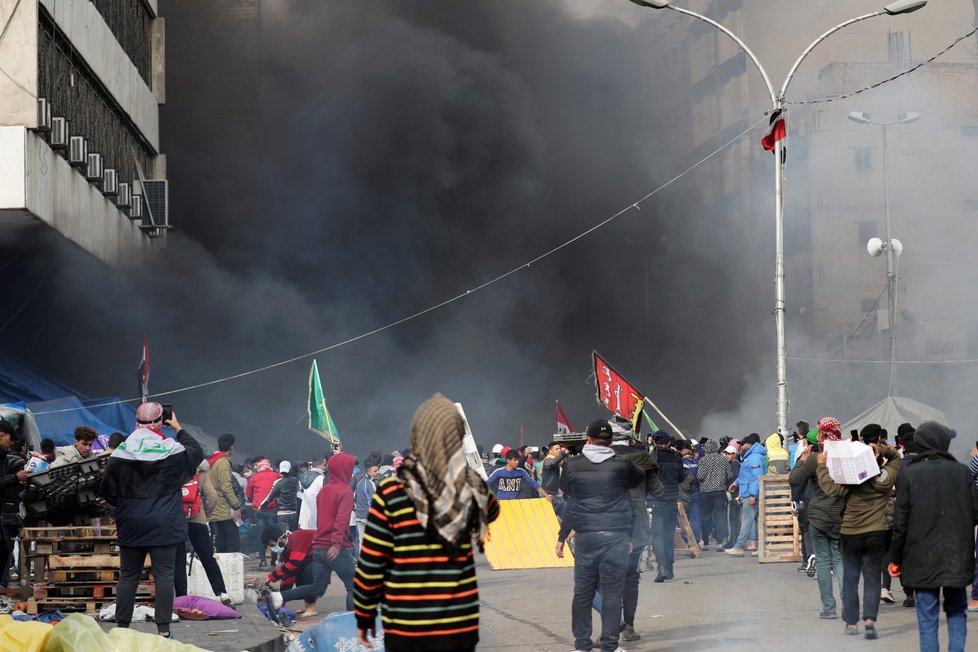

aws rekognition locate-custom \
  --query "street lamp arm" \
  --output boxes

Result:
[665,5,776,105]
[778,11,884,99]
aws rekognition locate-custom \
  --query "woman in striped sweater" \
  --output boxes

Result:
[355,394,499,651]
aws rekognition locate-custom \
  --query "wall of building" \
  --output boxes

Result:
[0,0,39,127]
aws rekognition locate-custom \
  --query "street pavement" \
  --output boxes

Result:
[476,548,937,651]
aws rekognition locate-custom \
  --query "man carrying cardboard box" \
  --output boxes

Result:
[816,423,901,640]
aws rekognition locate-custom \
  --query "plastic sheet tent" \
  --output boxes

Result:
[0,403,42,448]
[26,396,136,446]
[841,396,948,436]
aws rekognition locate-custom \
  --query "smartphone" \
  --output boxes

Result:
[850,430,859,442]
[161,404,173,423]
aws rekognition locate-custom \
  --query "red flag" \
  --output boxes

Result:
[519,422,524,448]
[592,350,644,421]
[761,108,786,153]
[555,400,576,434]
[137,334,150,402]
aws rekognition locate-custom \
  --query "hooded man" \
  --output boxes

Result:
[266,452,356,619]
[556,420,643,652]
[354,394,498,651]
[100,403,204,640]
[889,421,978,652]
[766,433,790,474]
[697,439,734,552]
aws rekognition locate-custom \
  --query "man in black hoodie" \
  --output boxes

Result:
[648,430,688,582]
[889,421,978,652]
[0,423,26,588]
[555,420,643,652]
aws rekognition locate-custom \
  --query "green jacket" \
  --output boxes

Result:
[789,452,845,535]
[816,445,900,536]
[208,454,241,522]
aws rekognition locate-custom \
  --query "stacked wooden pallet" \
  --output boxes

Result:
[757,475,802,563]
[19,525,153,614]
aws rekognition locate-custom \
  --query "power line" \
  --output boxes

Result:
[33,116,769,416]
[787,25,978,106]
[789,356,978,365]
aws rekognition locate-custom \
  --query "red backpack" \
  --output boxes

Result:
[181,475,202,518]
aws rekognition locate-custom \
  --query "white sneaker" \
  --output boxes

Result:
[219,592,233,607]
[267,591,283,610]
[725,547,745,556]
[881,588,896,604]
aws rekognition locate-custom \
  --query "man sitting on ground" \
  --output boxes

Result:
[255,527,319,619]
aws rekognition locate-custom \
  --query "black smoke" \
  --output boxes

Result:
[1,1,773,458]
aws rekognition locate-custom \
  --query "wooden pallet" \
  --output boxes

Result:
[33,582,154,601]
[33,540,116,556]
[20,525,117,541]
[757,474,801,563]
[25,598,99,615]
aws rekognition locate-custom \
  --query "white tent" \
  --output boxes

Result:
[841,396,947,438]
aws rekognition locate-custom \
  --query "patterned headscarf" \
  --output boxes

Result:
[135,402,164,430]
[817,417,842,441]
[399,394,491,550]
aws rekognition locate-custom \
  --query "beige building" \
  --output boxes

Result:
[0,0,169,265]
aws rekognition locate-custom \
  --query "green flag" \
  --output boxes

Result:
[308,360,340,445]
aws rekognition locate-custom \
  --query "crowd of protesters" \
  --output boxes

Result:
[0,401,975,651]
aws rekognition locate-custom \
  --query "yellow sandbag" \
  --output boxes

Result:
[43,614,109,652]
[107,628,210,652]
[0,614,52,652]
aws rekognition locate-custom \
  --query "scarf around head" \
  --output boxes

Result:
[399,393,491,550]
[817,417,842,441]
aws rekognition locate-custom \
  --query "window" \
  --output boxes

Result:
[857,221,878,245]
[854,147,873,170]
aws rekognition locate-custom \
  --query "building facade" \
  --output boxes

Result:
[0,0,167,265]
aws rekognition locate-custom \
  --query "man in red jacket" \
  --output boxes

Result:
[246,459,281,567]
[265,452,355,618]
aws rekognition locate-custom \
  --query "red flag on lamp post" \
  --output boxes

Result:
[555,400,576,434]
[137,335,150,403]
[761,108,786,154]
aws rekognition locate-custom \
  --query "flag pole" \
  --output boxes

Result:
[643,395,687,440]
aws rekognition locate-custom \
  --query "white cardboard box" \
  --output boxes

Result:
[186,552,245,604]
[824,439,880,485]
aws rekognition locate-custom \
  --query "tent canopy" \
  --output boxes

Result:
[26,396,136,447]
[841,396,948,437]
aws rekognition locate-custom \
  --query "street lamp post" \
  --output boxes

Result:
[849,111,919,396]
[628,0,927,435]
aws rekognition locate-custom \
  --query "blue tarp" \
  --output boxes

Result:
[0,351,85,404]
[26,396,135,446]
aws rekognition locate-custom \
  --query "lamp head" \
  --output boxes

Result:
[883,0,927,15]
[629,0,671,8]
[890,238,903,256]
[867,237,885,257]
[897,112,920,124]
[849,111,873,125]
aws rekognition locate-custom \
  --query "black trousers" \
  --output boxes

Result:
[621,548,643,627]
[211,519,240,553]
[726,499,741,545]
[175,522,227,597]
[117,545,176,633]
[0,513,20,587]
[841,530,886,626]
[700,491,728,546]
[650,500,677,571]
[572,531,628,652]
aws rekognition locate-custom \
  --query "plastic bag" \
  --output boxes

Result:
[0,613,52,652]
[107,627,211,651]
[44,614,111,652]
[287,611,384,652]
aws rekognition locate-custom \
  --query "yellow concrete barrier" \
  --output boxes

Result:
[484,498,575,570]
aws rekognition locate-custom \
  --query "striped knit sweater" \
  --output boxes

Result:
[354,476,499,651]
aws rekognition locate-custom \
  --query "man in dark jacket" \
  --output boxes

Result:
[542,441,568,519]
[697,439,733,552]
[555,420,643,652]
[611,432,662,642]
[889,421,978,652]
[790,419,846,619]
[648,431,688,582]
[100,404,204,639]
[0,423,26,588]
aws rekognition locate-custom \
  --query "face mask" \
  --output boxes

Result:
[271,545,284,554]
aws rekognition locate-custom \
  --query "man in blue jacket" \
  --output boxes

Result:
[726,434,765,556]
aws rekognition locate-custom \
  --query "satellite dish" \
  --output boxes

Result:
[867,237,884,257]
[891,238,903,256]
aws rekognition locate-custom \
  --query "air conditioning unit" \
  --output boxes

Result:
[138,179,172,235]
[68,137,87,167]
[129,194,143,219]
[50,117,68,150]
[86,153,103,181]
[102,169,118,195]
[116,182,131,207]
[35,98,51,132]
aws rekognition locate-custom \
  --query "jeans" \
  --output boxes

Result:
[688,492,701,543]
[700,491,728,546]
[175,522,227,597]
[254,511,279,563]
[621,548,643,627]
[650,500,677,573]
[797,505,812,561]
[810,525,844,613]
[915,586,967,652]
[278,512,298,534]
[211,519,240,553]
[117,545,176,633]
[734,500,758,549]
[551,495,566,521]
[840,530,886,625]
[280,547,355,611]
[571,531,628,652]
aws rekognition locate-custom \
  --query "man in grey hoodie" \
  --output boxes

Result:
[555,420,643,652]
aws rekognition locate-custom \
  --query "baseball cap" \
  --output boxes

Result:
[586,419,614,440]
[279,460,292,474]
[491,444,503,455]
[723,445,738,454]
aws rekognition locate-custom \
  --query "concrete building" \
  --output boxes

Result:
[0,0,168,266]
[636,0,978,413]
